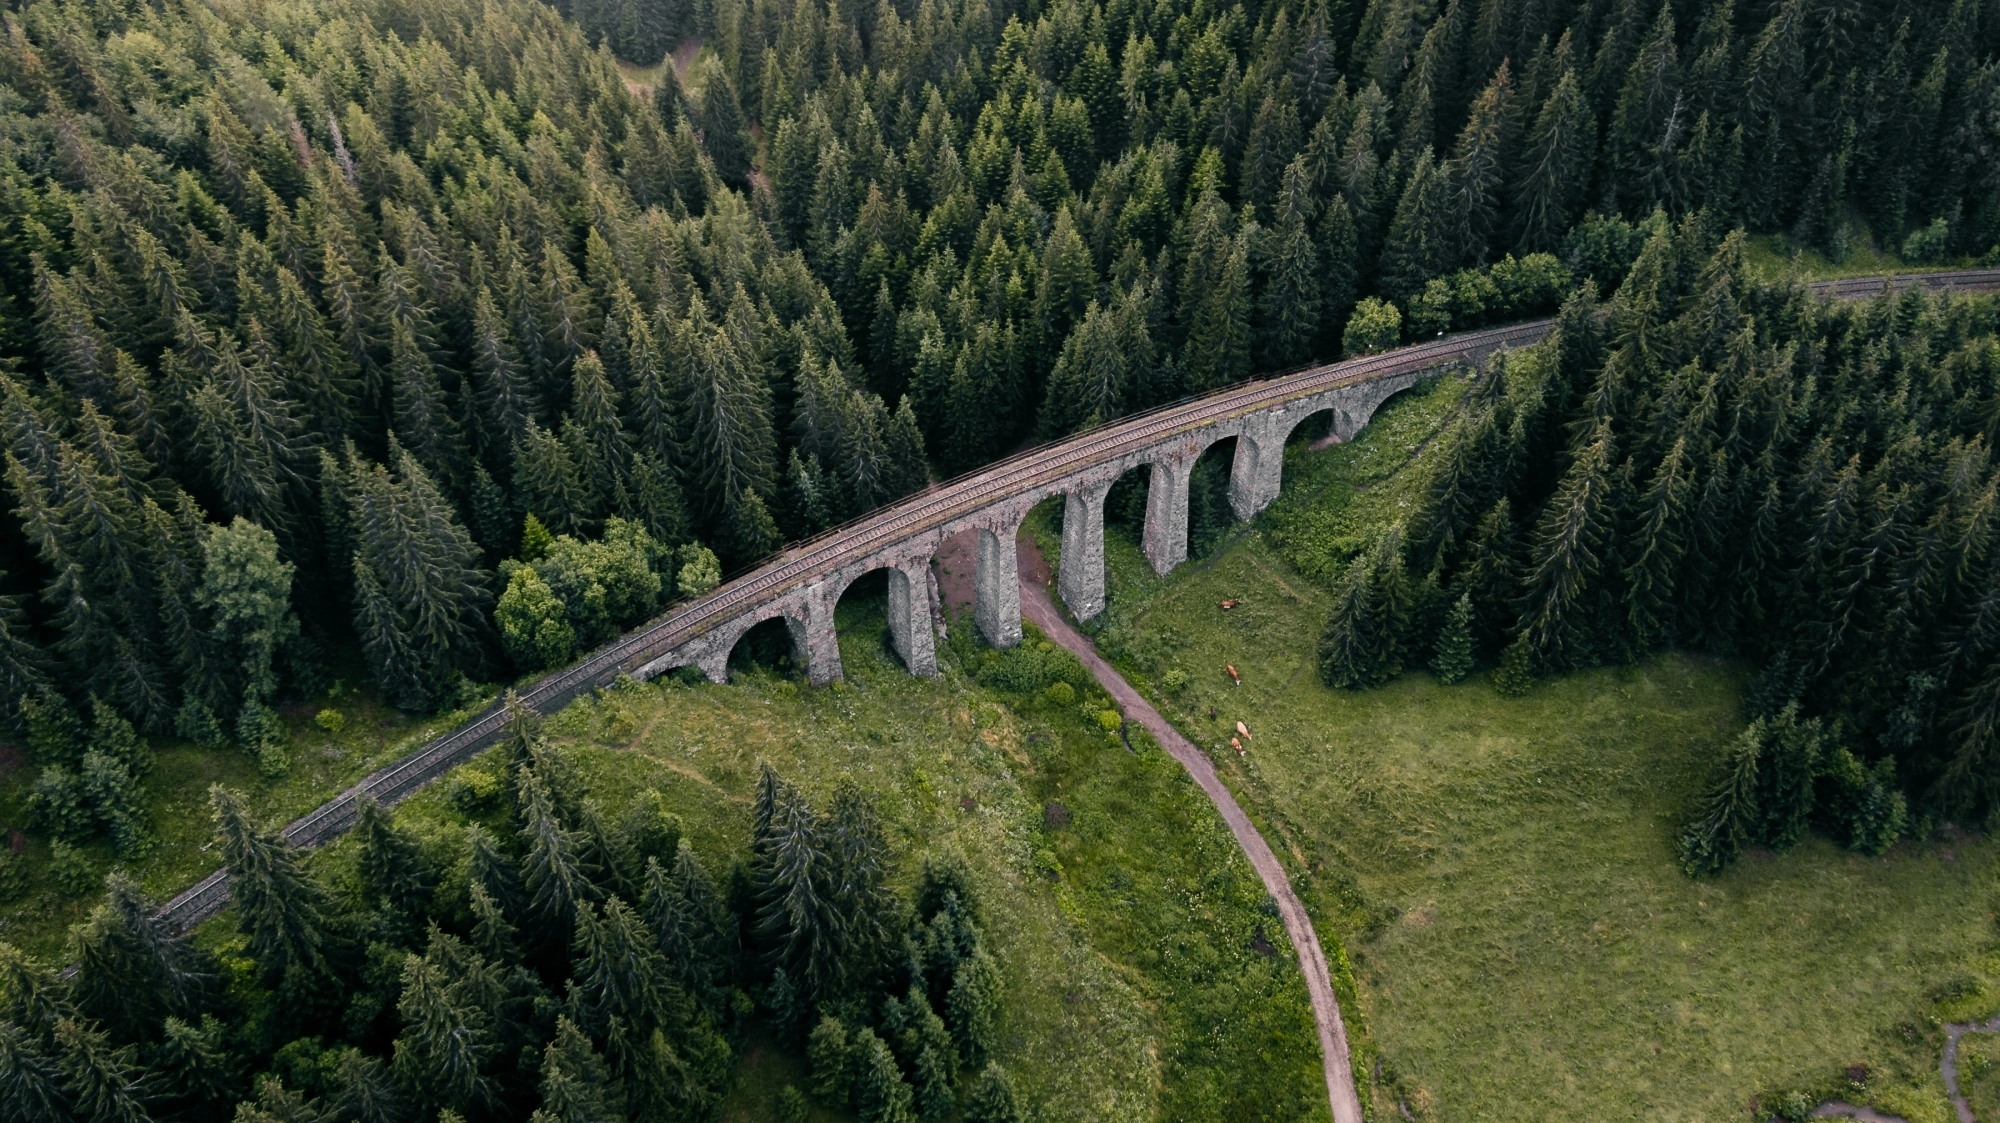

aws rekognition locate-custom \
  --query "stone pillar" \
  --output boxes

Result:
[694,649,729,684]
[886,564,938,676]
[1229,415,1285,521]
[1141,453,1195,576]
[797,589,842,685]
[974,522,1022,648]
[1058,481,1113,621]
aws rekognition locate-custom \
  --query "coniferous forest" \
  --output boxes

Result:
[1,0,1997,750]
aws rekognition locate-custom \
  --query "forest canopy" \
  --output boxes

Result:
[0,0,1996,750]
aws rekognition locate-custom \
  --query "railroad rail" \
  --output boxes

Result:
[153,266,2000,933]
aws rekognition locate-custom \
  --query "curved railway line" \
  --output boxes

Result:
[151,266,2000,1121]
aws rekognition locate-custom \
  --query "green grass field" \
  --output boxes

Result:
[1068,376,2000,1123]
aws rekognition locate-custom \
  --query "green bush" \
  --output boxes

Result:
[497,564,578,671]
[976,642,1085,695]
[1041,681,1075,706]
[1903,218,1952,264]
[0,851,24,900]
[1342,297,1402,357]
[677,543,722,599]
[314,708,346,734]
[29,764,93,842]
[1160,669,1190,694]
[448,767,504,813]
[49,840,97,896]
[1095,710,1122,733]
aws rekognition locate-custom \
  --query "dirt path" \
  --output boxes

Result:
[1012,535,1365,1123]
[1812,1017,2000,1122]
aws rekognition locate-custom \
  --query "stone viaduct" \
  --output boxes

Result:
[156,266,2000,928]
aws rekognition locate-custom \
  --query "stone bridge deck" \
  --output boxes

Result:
[154,266,2000,931]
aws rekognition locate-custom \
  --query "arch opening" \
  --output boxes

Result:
[1187,435,1238,557]
[1285,406,1341,449]
[727,615,804,680]
[832,567,908,675]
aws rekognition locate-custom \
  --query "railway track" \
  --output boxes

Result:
[152,265,2000,932]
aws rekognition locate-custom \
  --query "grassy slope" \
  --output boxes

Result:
[324,585,1326,1122]
[1071,374,2000,1123]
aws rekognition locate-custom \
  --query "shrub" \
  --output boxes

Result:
[1406,278,1454,337]
[1160,669,1189,694]
[777,1085,809,1123]
[29,764,93,842]
[1902,218,1952,264]
[237,701,289,778]
[1095,709,1122,733]
[1342,297,1402,357]
[49,840,97,896]
[497,564,578,671]
[677,543,722,599]
[0,851,24,900]
[448,768,504,813]
[976,642,1084,695]
[314,708,346,735]
[1041,681,1075,706]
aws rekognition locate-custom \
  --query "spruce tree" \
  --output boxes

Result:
[208,785,327,984]
[392,953,496,1115]
[1432,592,1475,684]
[0,1018,71,1123]
[535,1017,622,1123]
[1512,64,1595,253]
[850,1027,915,1123]
[352,795,433,923]
[1257,159,1324,370]
[961,1063,1023,1123]
[1678,720,1762,876]
[519,769,597,935]
[67,873,215,1043]
[1317,530,1413,689]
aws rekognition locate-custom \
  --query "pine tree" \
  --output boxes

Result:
[352,794,433,922]
[67,873,214,1043]
[392,952,496,1114]
[0,1022,71,1123]
[54,1017,151,1123]
[1678,719,1761,875]
[1512,64,1595,253]
[1449,61,1514,264]
[1432,592,1475,684]
[536,1017,622,1123]
[519,768,597,935]
[961,1063,1023,1123]
[208,784,327,984]
[946,945,1000,1069]
[153,1015,235,1113]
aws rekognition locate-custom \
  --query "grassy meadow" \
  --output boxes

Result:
[1052,373,2000,1122]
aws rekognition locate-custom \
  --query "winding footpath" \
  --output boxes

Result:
[1816,1017,2000,1123]
[1013,538,1365,1123]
